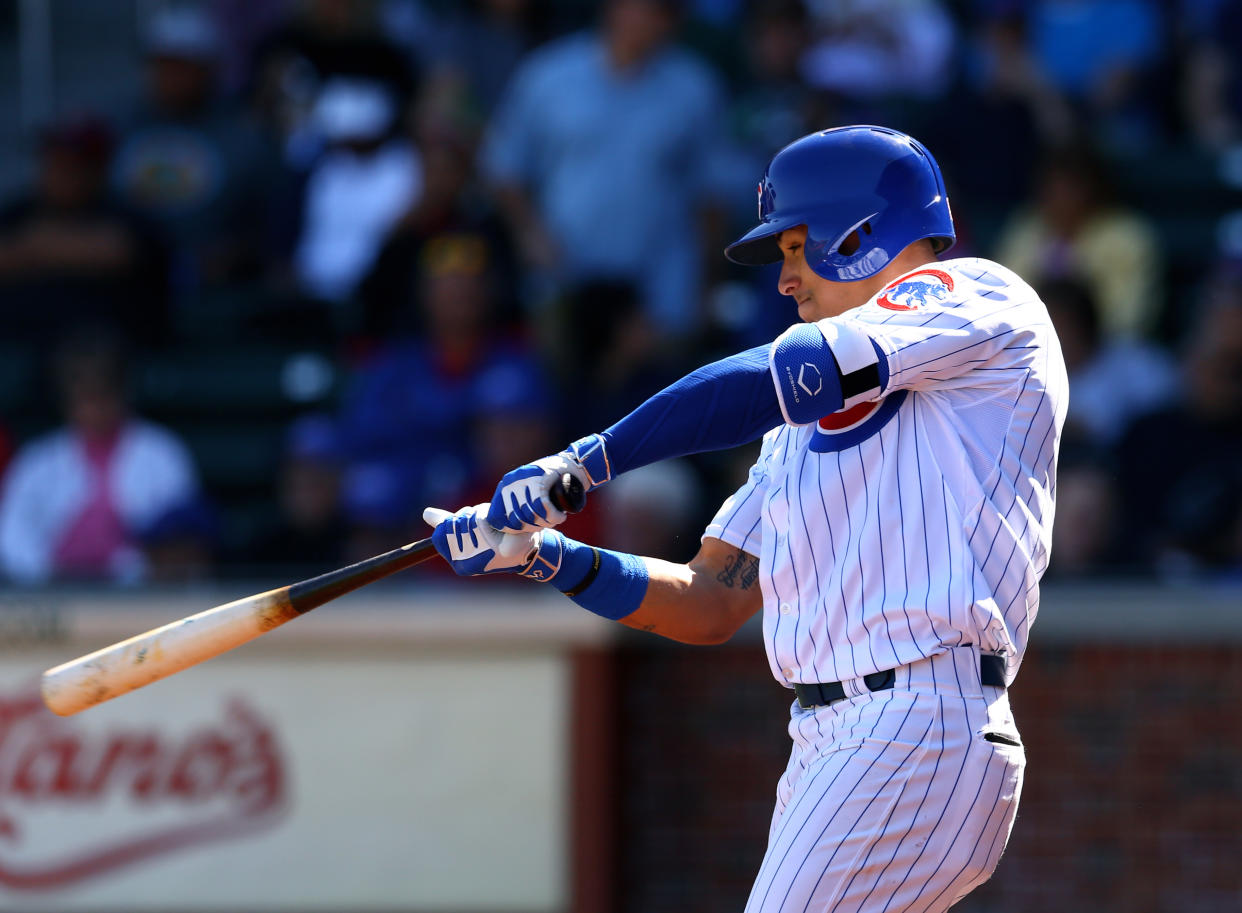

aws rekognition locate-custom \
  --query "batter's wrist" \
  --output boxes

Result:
[562,547,602,597]
[542,532,647,620]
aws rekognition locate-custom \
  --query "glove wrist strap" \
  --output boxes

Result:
[568,433,612,490]
[517,531,564,582]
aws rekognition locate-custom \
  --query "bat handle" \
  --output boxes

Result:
[549,472,587,515]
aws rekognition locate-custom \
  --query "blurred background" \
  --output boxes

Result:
[0,0,1238,911]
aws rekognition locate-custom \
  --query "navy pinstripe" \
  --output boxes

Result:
[794,713,934,912]
[855,709,948,909]
[795,445,825,680]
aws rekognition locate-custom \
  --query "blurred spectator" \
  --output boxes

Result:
[994,144,1163,340]
[460,350,607,549]
[1042,277,1178,450]
[597,458,703,562]
[339,459,420,564]
[730,0,824,165]
[1022,0,1168,146]
[250,412,348,575]
[1047,458,1122,577]
[338,230,550,550]
[0,426,12,483]
[292,77,422,312]
[136,497,221,584]
[1115,274,1242,575]
[417,0,552,117]
[247,0,417,163]
[407,67,484,156]
[208,0,292,97]
[0,330,200,585]
[967,9,1075,143]
[466,358,557,499]
[357,129,516,339]
[925,10,1074,223]
[556,279,681,436]
[481,0,739,337]
[111,4,283,307]
[1183,0,1242,148]
[1227,490,1242,581]
[0,116,168,348]
[798,0,957,107]
[410,350,607,581]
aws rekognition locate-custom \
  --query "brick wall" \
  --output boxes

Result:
[614,643,1242,913]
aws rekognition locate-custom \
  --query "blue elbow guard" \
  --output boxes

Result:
[769,322,889,426]
[769,323,844,425]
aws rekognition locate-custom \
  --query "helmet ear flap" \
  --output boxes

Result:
[836,222,872,258]
[805,219,882,281]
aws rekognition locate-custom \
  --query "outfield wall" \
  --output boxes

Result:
[0,583,1236,913]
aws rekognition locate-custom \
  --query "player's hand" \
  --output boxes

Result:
[487,433,611,532]
[424,504,565,581]
[487,455,586,532]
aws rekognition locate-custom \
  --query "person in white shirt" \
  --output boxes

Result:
[0,330,199,584]
[293,77,422,305]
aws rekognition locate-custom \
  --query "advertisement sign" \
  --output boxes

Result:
[0,593,577,911]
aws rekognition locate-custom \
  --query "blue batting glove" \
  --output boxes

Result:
[424,504,564,579]
[487,434,611,532]
[487,462,562,532]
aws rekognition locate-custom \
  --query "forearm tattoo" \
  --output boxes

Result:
[716,549,760,591]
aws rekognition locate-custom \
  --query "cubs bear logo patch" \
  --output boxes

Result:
[876,269,954,311]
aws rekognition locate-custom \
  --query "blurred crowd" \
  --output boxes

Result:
[0,0,1240,587]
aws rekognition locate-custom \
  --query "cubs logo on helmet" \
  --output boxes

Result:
[877,269,954,311]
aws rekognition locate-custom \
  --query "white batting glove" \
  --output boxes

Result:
[486,433,611,532]
[424,504,560,578]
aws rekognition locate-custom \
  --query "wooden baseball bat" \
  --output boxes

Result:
[41,474,586,717]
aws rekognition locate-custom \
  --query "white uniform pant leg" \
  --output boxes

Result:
[745,658,1024,913]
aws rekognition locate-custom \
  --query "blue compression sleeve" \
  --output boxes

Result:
[600,345,783,476]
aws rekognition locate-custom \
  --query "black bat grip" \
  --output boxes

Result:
[549,472,587,514]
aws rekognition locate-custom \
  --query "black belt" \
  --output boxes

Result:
[794,653,1007,710]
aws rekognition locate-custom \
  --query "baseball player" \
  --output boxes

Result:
[425,126,1068,912]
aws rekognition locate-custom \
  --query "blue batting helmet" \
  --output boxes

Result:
[724,126,955,282]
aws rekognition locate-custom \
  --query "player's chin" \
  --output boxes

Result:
[796,298,818,322]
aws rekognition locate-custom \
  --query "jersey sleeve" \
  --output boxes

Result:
[831,261,1050,397]
[701,431,776,556]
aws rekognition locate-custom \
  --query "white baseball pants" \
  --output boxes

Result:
[745,646,1025,913]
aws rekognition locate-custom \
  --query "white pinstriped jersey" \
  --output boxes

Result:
[705,257,1068,689]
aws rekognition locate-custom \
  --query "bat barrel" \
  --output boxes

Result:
[40,587,296,716]
[38,541,441,717]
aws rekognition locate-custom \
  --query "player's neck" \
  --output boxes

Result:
[868,243,940,293]
[890,241,939,275]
